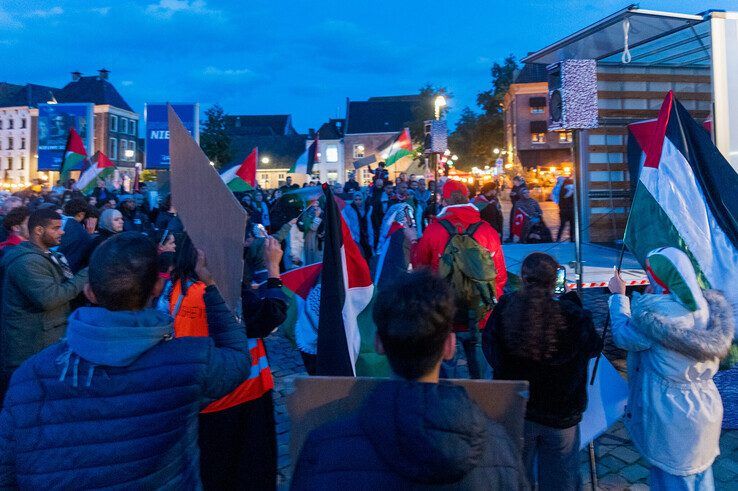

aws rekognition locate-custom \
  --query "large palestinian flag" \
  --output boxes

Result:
[379,128,413,167]
[61,127,88,179]
[290,138,319,175]
[625,91,738,317]
[75,151,115,195]
[221,149,257,191]
[316,184,375,376]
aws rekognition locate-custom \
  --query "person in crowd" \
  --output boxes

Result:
[84,205,100,235]
[119,197,153,234]
[0,208,88,398]
[58,198,95,273]
[411,180,507,379]
[607,247,734,490]
[0,206,29,251]
[484,252,603,489]
[300,202,323,265]
[398,171,409,183]
[91,178,114,203]
[291,269,526,489]
[371,162,389,182]
[557,178,575,242]
[389,180,416,208]
[0,196,23,243]
[160,233,286,490]
[90,208,125,252]
[344,173,360,193]
[342,191,374,261]
[513,187,550,243]
[0,233,253,488]
[51,180,66,195]
[100,196,118,210]
[86,195,98,207]
[254,191,271,231]
[157,229,177,255]
[155,194,184,233]
[507,175,525,241]
[369,178,387,246]
[475,182,504,237]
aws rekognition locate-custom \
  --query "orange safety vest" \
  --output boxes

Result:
[169,280,274,413]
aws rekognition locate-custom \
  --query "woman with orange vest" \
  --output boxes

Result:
[164,233,286,490]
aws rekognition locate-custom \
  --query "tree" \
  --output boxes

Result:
[409,84,451,149]
[200,104,231,169]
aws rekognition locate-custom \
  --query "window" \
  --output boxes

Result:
[121,118,128,134]
[130,120,136,135]
[128,140,136,159]
[119,139,127,160]
[19,156,25,170]
[20,118,26,129]
[353,144,365,159]
[20,137,25,150]
[558,131,573,143]
[7,119,13,129]
[531,132,546,144]
[278,173,285,180]
[109,137,118,159]
[7,137,13,150]
[110,115,118,132]
[325,144,338,163]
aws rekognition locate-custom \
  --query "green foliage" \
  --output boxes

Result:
[448,55,518,170]
[200,104,231,170]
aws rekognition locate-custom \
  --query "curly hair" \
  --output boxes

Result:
[373,269,456,379]
[500,252,567,362]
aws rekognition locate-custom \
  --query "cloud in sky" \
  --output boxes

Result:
[146,0,218,19]
[91,6,111,15]
[27,6,63,17]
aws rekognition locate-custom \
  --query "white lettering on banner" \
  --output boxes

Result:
[149,130,170,139]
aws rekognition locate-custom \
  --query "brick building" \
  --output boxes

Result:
[307,118,345,184]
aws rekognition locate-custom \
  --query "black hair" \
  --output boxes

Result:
[170,233,199,292]
[88,232,159,310]
[63,197,89,217]
[28,208,62,232]
[500,252,566,362]
[3,206,30,231]
[85,205,100,220]
[161,194,172,211]
[373,269,456,379]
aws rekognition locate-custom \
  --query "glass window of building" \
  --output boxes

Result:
[325,145,338,163]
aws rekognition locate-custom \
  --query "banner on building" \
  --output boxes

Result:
[37,103,94,171]
[144,103,199,169]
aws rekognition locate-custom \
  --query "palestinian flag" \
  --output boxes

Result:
[625,91,738,317]
[75,152,115,195]
[278,263,323,348]
[316,183,375,376]
[373,214,409,292]
[221,149,257,191]
[379,128,413,167]
[290,138,319,175]
[61,127,88,178]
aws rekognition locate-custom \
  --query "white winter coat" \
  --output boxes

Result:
[609,290,734,475]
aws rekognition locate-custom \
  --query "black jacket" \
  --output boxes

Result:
[483,291,603,429]
[58,218,94,273]
[480,198,504,237]
[291,381,527,490]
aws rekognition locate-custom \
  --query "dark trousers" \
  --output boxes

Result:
[557,210,574,242]
[198,391,276,491]
[523,421,581,491]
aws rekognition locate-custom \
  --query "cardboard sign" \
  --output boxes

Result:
[168,105,247,313]
[580,356,629,449]
[287,377,529,467]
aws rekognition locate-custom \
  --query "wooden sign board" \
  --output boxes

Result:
[168,105,247,313]
[287,377,529,468]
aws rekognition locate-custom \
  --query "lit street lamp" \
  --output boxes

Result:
[451,155,458,161]
[434,95,447,120]
[261,157,270,165]
[493,148,500,155]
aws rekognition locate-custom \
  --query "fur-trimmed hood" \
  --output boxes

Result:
[632,290,735,361]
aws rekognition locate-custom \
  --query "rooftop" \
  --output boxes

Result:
[345,96,419,134]
[227,133,307,170]
[513,63,548,84]
[224,115,297,136]
[56,73,133,112]
[0,82,60,108]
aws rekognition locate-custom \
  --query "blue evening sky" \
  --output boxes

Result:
[1,0,734,132]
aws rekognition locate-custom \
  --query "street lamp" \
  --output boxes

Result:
[451,155,458,161]
[124,149,135,160]
[493,148,500,155]
[261,157,270,165]
[434,95,447,120]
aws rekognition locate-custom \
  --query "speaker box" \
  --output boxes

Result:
[423,119,448,154]
[547,59,598,131]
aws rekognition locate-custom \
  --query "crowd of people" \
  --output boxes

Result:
[0,170,734,490]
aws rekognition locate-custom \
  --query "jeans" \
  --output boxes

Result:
[441,329,491,380]
[649,466,714,491]
[523,421,581,491]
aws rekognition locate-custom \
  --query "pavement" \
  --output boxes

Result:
[265,196,738,490]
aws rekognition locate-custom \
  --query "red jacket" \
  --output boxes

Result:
[411,204,507,328]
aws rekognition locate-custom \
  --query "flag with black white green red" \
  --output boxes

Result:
[378,127,413,167]
[61,127,88,178]
[316,183,376,376]
[75,151,115,195]
[277,262,323,349]
[373,211,409,292]
[221,149,257,192]
[290,138,319,175]
[625,91,738,318]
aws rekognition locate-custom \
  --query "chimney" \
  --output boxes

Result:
[308,128,316,139]
[71,71,82,81]
[98,68,110,80]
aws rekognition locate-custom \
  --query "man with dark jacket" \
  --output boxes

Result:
[291,270,526,489]
[0,233,252,489]
[58,197,95,272]
[475,182,504,237]
[120,197,153,235]
[343,174,360,193]
[0,208,88,397]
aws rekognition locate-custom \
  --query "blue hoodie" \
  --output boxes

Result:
[0,286,251,490]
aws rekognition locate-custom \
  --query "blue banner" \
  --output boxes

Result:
[145,103,198,169]
[37,103,93,171]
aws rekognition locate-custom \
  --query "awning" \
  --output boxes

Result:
[522,6,708,67]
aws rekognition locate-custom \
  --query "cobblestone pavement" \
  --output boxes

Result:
[265,253,737,490]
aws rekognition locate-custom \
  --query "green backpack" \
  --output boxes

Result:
[437,220,498,327]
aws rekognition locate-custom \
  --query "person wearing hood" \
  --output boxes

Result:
[342,191,374,260]
[291,269,526,489]
[119,197,153,235]
[483,252,603,489]
[58,197,95,273]
[0,232,253,489]
[0,208,88,399]
[89,208,124,253]
[608,247,734,490]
